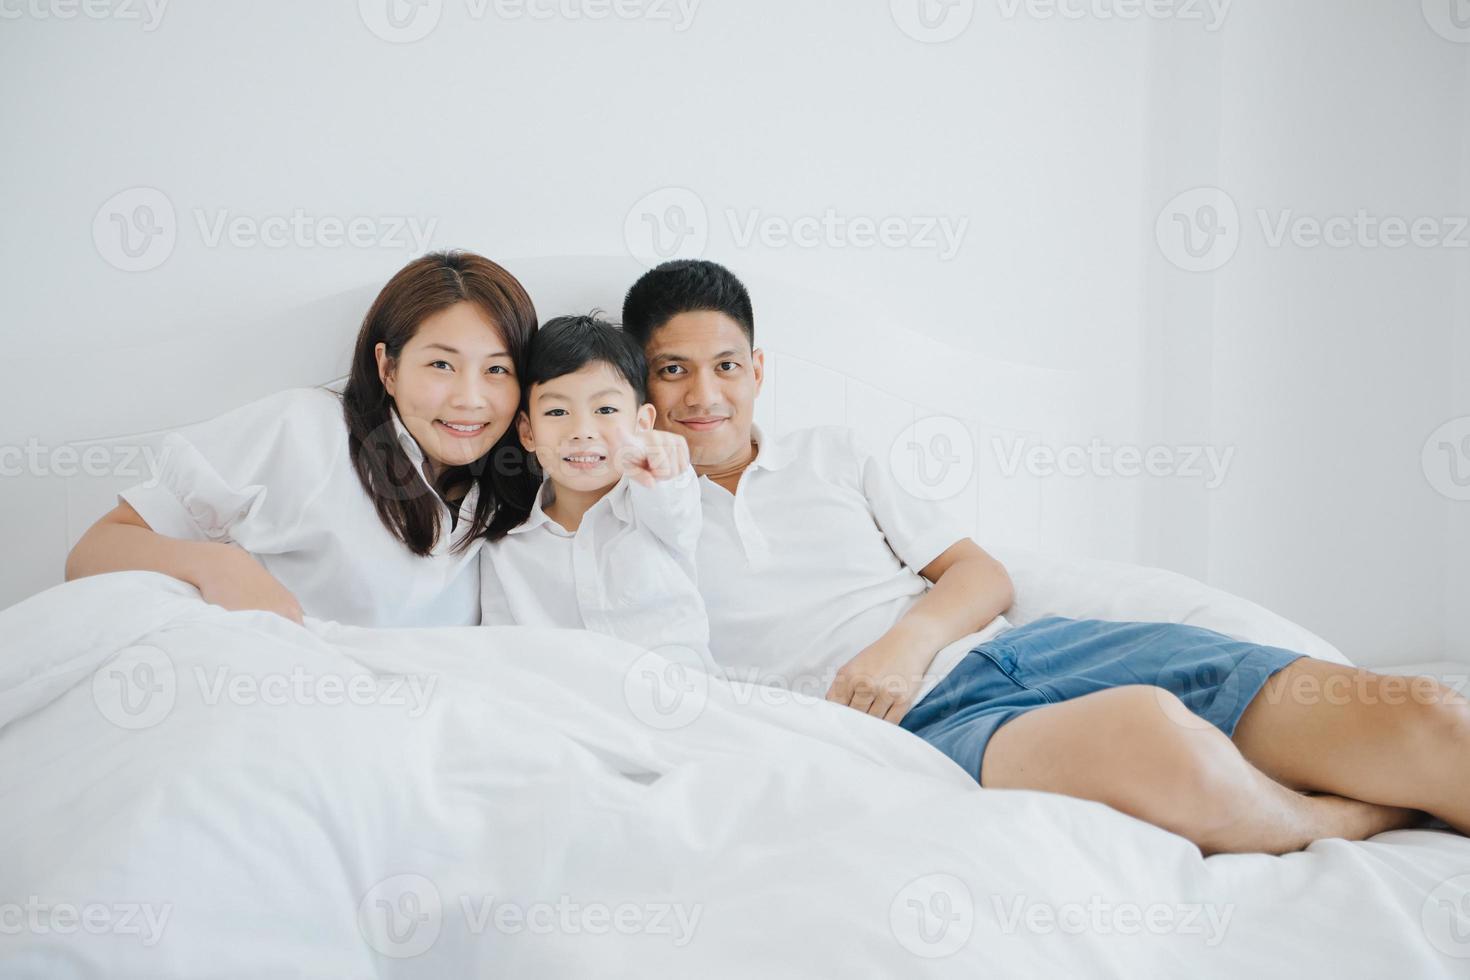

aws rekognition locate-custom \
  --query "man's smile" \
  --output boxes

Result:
[678,416,728,432]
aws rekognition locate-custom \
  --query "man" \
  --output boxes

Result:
[620,258,1468,856]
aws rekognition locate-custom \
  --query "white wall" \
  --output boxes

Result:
[1452,53,1470,665]
[0,0,1464,665]
[1144,3,1470,665]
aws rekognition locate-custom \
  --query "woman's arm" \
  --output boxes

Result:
[66,501,304,624]
[826,538,1014,723]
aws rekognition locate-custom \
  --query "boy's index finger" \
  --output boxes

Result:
[614,436,648,472]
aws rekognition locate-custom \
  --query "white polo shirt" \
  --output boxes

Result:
[119,387,484,627]
[480,467,717,673]
[695,425,1011,703]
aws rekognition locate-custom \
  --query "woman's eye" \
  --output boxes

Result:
[430,360,452,370]
[544,408,567,417]
[488,365,509,375]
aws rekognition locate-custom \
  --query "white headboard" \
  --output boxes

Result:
[3,255,1090,612]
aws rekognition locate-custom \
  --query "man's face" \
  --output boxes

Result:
[643,310,764,473]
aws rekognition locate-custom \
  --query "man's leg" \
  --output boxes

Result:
[979,684,1423,855]
[1230,657,1470,833]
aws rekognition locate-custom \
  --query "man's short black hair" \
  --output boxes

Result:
[524,312,648,405]
[620,260,755,349]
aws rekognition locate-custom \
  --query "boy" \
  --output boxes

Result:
[480,314,718,675]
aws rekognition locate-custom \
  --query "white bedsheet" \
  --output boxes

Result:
[1,572,1468,978]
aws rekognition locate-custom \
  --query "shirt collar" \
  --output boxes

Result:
[606,474,636,524]
[745,423,795,472]
[390,406,482,527]
[508,479,558,535]
[508,477,634,535]
[389,405,427,467]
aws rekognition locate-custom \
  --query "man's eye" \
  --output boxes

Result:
[719,361,740,371]
[660,365,685,377]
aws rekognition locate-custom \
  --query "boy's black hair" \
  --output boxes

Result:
[523,312,648,405]
[620,259,755,349]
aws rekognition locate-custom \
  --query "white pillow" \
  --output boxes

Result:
[992,546,1352,667]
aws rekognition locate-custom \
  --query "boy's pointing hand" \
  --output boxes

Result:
[618,429,692,488]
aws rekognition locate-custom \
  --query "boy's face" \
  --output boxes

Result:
[517,362,656,493]
[643,311,764,474]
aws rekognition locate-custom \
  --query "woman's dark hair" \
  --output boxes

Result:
[342,250,539,554]
[525,312,648,406]
[620,259,754,349]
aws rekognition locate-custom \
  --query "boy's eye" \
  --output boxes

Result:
[595,406,618,415]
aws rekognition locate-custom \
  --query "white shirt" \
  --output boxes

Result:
[480,467,717,673]
[119,387,484,627]
[695,425,1011,703]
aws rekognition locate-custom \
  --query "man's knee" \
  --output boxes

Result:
[986,684,1245,813]
[1099,686,1252,835]
[1398,680,1470,749]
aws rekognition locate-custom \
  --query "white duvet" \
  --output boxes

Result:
[2,571,1469,978]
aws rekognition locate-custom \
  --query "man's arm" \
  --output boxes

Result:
[826,538,1014,723]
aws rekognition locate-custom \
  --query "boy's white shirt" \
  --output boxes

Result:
[692,424,1012,704]
[480,464,719,675]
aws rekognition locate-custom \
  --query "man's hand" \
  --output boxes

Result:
[825,639,932,725]
[616,429,691,488]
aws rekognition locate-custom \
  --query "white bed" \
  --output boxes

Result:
[2,258,1468,977]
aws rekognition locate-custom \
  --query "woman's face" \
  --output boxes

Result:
[376,301,520,479]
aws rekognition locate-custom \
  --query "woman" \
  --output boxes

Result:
[65,250,539,627]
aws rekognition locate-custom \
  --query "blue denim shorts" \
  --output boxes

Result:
[899,616,1308,785]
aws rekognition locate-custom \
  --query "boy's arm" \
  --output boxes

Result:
[619,429,701,574]
[626,465,702,576]
[826,539,1013,723]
